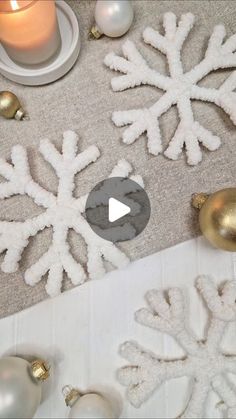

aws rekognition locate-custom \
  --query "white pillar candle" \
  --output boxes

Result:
[0,0,61,65]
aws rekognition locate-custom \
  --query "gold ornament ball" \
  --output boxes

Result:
[192,188,236,251]
[0,91,25,120]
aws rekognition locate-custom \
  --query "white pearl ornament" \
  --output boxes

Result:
[92,1,134,38]
[0,357,49,419]
[64,387,115,419]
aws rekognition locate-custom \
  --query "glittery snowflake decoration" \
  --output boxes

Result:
[104,13,236,165]
[0,131,142,297]
[118,276,236,418]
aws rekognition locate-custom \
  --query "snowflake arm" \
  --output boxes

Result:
[40,132,99,178]
[72,159,139,281]
[197,276,236,322]
[180,378,210,419]
[118,341,190,408]
[143,12,195,75]
[75,158,144,213]
[40,130,100,202]
[71,218,129,281]
[72,159,143,281]
[164,97,221,165]
[24,221,87,297]
[212,376,236,419]
[218,72,236,124]
[190,72,236,126]
[187,25,236,84]
[104,40,170,92]
[118,276,236,418]
[112,92,175,155]
[136,287,200,355]
[0,212,51,273]
[110,158,132,177]
[197,277,236,355]
[0,145,56,207]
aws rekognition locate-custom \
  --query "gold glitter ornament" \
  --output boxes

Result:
[192,188,236,251]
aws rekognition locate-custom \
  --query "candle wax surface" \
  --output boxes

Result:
[0,1,34,13]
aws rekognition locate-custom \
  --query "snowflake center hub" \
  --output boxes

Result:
[192,352,226,378]
[50,201,80,225]
[169,76,193,98]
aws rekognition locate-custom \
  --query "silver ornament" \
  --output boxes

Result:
[63,387,115,418]
[0,357,49,419]
[91,1,134,38]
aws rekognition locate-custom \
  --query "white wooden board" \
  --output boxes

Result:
[0,236,236,418]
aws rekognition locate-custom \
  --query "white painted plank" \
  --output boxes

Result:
[0,237,235,418]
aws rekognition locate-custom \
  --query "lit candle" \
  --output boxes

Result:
[0,0,61,65]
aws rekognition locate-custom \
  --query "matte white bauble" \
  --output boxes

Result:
[94,1,134,38]
[0,357,49,419]
[64,387,115,419]
[69,394,114,419]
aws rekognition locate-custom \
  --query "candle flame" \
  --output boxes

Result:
[10,0,20,10]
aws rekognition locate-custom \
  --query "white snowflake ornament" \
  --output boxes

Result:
[118,276,236,418]
[0,131,142,297]
[104,13,236,165]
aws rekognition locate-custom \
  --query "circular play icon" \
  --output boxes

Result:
[85,177,150,243]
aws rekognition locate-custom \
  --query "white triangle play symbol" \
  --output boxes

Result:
[108,198,131,223]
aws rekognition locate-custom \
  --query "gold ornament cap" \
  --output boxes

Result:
[89,24,103,39]
[63,385,81,407]
[30,359,50,381]
[15,108,25,121]
[191,193,209,210]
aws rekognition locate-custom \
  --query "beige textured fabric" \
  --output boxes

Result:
[0,0,235,318]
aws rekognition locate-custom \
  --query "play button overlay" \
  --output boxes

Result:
[85,177,150,243]
[109,198,130,222]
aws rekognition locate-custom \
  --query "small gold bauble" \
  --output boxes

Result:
[192,188,236,251]
[0,91,25,120]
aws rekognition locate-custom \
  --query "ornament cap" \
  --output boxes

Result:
[63,385,81,407]
[30,359,50,381]
[191,193,209,210]
[15,108,25,121]
[89,24,103,40]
